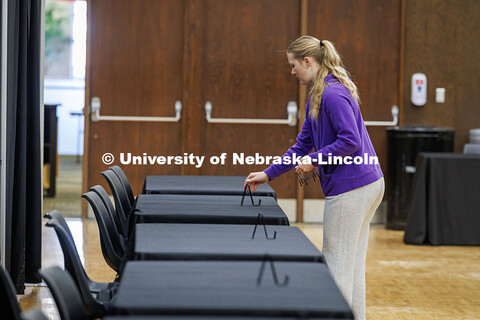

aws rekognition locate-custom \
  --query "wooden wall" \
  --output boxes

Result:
[83,0,480,218]
[304,0,401,199]
[84,0,300,203]
[403,0,480,151]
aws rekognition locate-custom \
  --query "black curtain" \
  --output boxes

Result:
[5,0,42,293]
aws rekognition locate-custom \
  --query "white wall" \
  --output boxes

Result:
[44,78,84,155]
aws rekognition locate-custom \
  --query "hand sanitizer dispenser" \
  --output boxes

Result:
[411,73,427,106]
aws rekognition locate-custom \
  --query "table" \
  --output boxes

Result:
[111,261,353,318]
[130,224,323,262]
[132,194,289,225]
[44,103,60,197]
[404,153,480,245]
[386,126,454,230]
[142,176,277,200]
[104,316,333,320]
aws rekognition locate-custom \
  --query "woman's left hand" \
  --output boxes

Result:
[295,156,314,173]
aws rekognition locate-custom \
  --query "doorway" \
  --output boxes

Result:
[43,0,86,218]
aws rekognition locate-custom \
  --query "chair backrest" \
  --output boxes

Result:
[89,185,124,237]
[109,165,135,207]
[44,211,111,293]
[101,170,132,229]
[44,210,76,245]
[82,190,124,272]
[0,265,22,320]
[38,266,89,320]
[45,217,106,317]
[44,210,78,274]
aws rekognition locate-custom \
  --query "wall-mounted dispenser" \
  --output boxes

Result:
[411,73,427,106]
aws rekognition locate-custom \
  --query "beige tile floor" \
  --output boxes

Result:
[19,220,480,320]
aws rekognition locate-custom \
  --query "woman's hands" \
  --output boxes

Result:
[245,156,313,191]
[295,155,314,173]
[244,171,269,192]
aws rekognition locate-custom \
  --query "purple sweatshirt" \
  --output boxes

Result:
[264,74,383,196]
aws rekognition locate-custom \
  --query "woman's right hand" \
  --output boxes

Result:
[244,171,269,192]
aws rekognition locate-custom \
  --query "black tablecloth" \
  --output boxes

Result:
[404,153,480,245]
[104,316,335,320]
[131,224,323,262]
[111,261,353,318]
[133,194,289,225]
[142,176,277,200]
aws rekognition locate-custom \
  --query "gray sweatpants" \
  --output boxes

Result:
[322,177,385,320]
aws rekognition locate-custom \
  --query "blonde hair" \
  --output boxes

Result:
[287,36,360,120]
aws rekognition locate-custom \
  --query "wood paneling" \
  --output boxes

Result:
[306,0,401,199]
[183,0,300,197]
[296,0,309,222]
[86,0,185,195]
[404,0,480,151]
[85,0,407,214]
[181,0,205,175]
[85,0,301,200]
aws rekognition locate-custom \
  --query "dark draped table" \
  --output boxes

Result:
[129,223,323,262]
[142,175,277,200]
[132,194,289,225]
[404,153,480,245]
[104,316,336,320]
[111,261,353,318]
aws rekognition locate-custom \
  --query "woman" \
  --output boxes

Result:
[245,36,384,320]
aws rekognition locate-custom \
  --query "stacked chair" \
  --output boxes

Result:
[44,211,109,317]
[40,166,353,319]
[38,266,89,320]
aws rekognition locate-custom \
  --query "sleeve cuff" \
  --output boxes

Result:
[263,168,275,181]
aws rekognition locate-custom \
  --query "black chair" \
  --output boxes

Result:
[89,185,125,238]
[44,215,107,317]
[1,264,23,320]
[0,264,47,320]
[109,165,135,207]
[44,210,111,294]
[38,266,90,320]
[82,191,125,272]
[101,169,132,232]
[44,210,75,244]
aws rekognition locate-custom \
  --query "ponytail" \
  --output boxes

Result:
[287,36,360,120]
